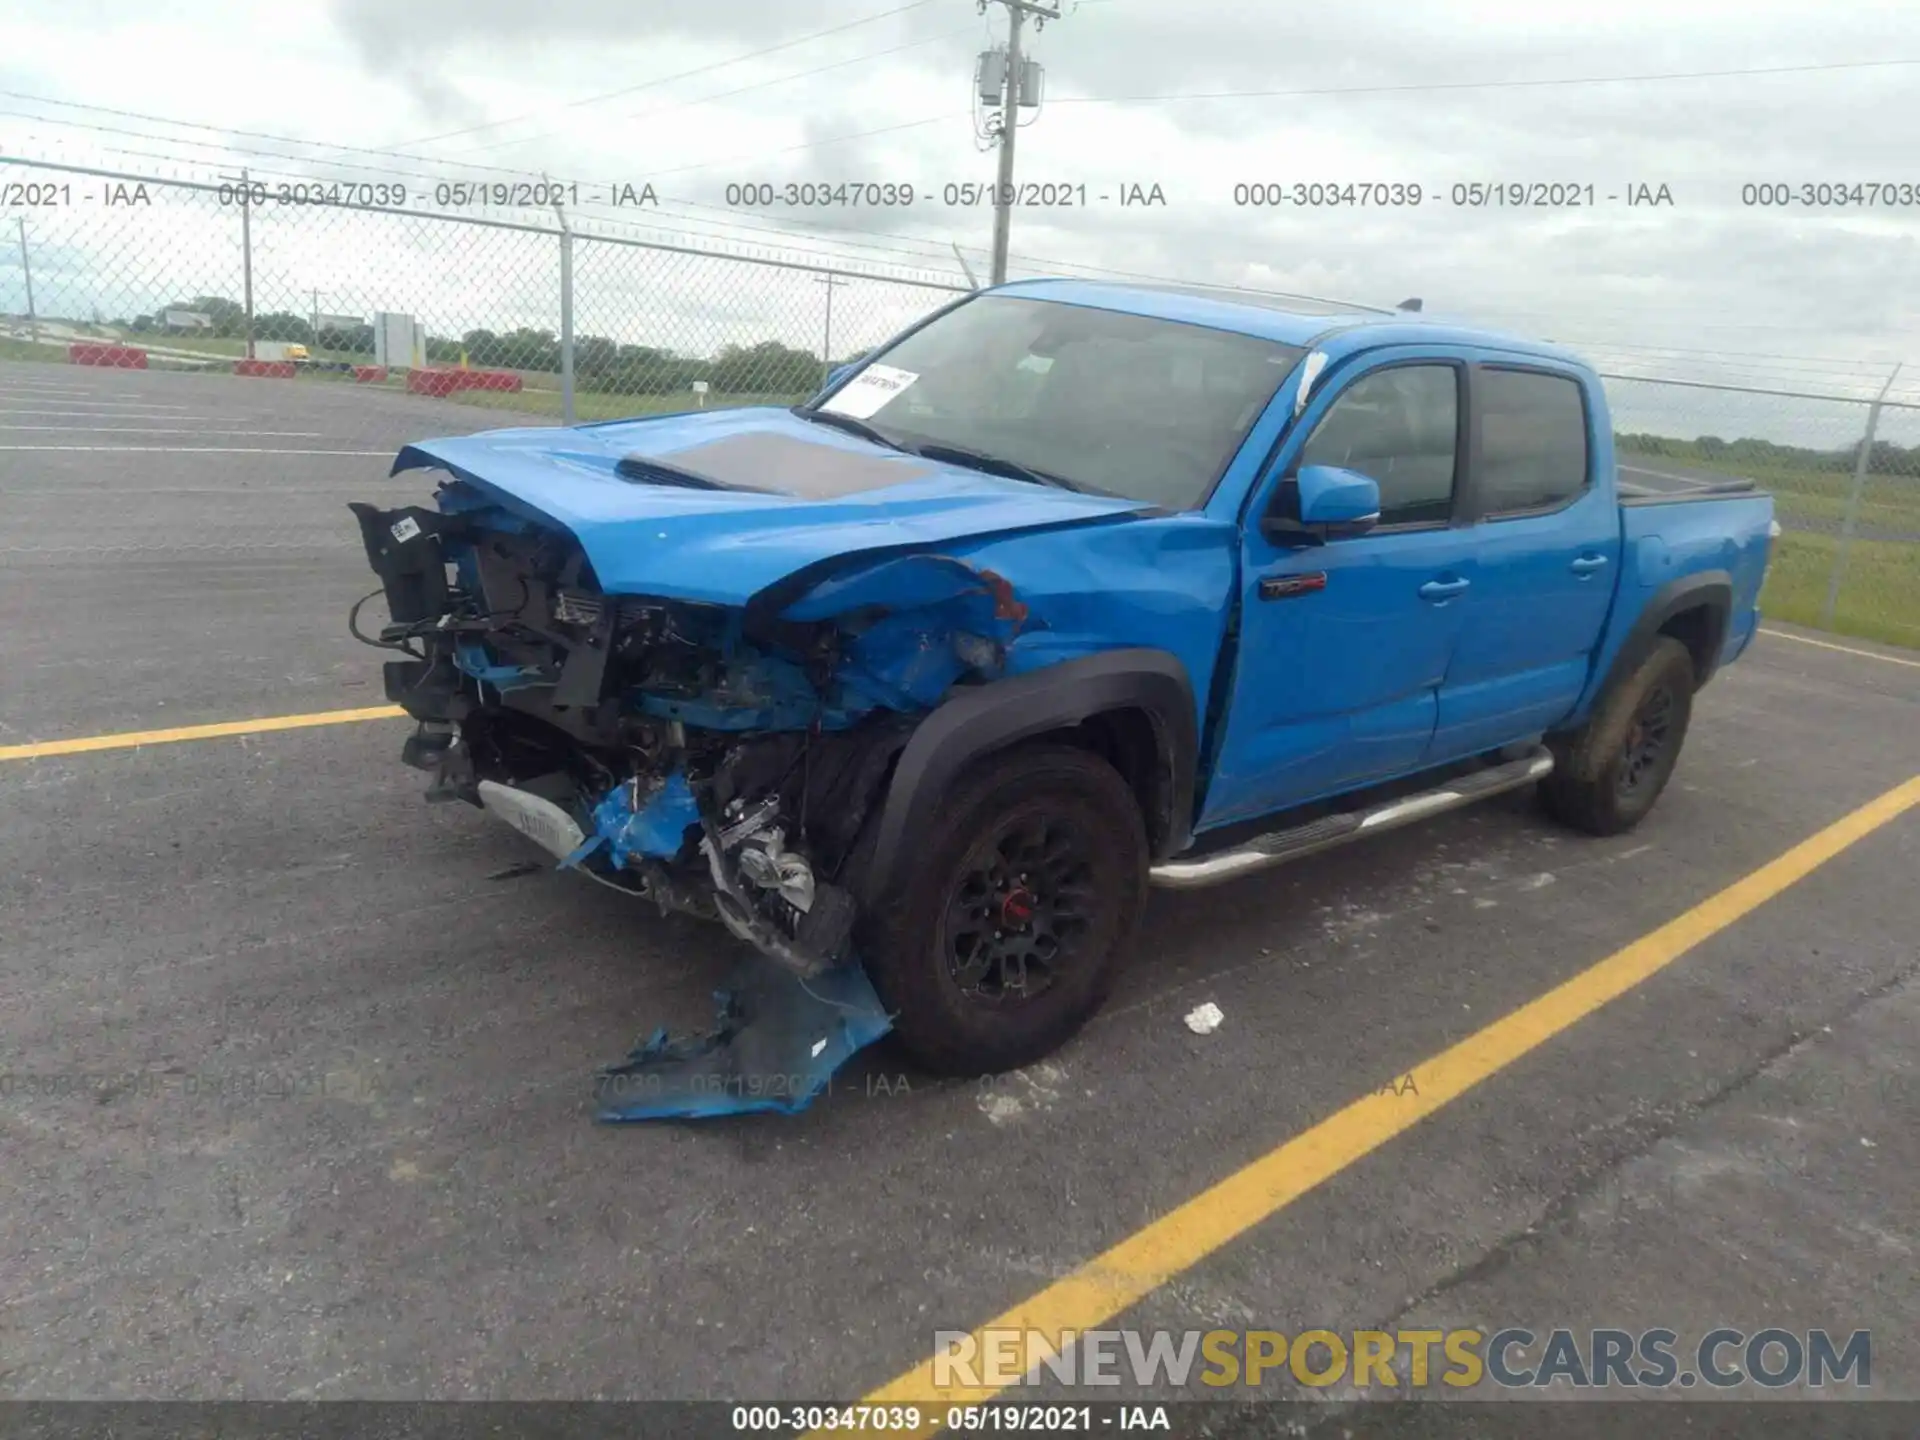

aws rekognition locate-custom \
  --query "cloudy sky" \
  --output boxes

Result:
[3,0,1918,434]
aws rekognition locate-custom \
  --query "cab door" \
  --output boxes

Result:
[1200,351,1478,830]
[1428,360,1622,761]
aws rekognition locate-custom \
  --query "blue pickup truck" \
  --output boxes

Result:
[353,279,1775,1076]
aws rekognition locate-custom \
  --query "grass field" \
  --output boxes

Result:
[1760,530,1920,649]
[1621,444,1920,537]
[0,337,62,363]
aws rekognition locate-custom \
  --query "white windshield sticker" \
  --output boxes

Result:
[820,364,918,420]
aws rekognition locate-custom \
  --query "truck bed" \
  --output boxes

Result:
[1576,481,1776,717]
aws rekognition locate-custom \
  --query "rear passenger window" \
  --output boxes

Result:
[1477,369,1590,515]
[1298,365,1458,525]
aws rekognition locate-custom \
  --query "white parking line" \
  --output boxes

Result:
[0,410,219,419]
[0,445,391,455]
[0,426,327,436]
[1759,628,1920,670]
[0,401,197,412]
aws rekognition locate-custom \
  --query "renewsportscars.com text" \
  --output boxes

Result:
[932,1327,1872,1391]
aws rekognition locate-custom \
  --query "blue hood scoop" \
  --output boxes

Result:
[621,430,941,499]
[391,406,1154,608]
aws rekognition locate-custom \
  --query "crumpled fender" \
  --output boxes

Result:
[857,647,1200,905]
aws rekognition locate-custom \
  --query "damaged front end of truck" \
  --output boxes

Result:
[345,415,1175,1116]
[351,477,1032,983]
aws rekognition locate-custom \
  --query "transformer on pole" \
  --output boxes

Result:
[976,0,1060,286]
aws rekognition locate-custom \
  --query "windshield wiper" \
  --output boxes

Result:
[907,441,1085,492]
[789,404,901,451]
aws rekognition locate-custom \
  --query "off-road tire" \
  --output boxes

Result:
[1540,636,1696,836]
[857,744,1148,1075]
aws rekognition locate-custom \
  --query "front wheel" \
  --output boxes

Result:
[857,744,1148,1075]
[1540,635,1697,836]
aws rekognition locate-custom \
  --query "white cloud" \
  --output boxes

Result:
[2,0,1916,429]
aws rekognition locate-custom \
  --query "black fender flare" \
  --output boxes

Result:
[1588,570,1733,723]
[860,648,1199,900]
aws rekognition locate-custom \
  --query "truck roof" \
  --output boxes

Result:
[992,277,1593,369]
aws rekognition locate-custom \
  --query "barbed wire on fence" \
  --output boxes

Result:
[2,155,1912,650]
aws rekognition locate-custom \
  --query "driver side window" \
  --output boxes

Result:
[1299,365,1459,526]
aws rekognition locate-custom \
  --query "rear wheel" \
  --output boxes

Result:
[858,744,1147,1075]
[1540,636,1696,836]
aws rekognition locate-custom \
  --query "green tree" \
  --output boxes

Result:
[255,312,313,344]
[708,339,825,396]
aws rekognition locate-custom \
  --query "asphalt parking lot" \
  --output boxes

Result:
[2,358,1917,1425]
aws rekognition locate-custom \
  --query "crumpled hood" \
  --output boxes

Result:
[392,406,1154,607]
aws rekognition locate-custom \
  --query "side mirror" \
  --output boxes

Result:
[823,361,858,391]
[1262,465,1381,545]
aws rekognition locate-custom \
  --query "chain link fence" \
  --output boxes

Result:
[1603,374,1919,650]
[0,159,965,427]
[3,156,1914,648]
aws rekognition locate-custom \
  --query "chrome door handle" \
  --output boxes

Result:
[1418,577,1471,600]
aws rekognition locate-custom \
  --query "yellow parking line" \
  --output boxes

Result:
[0,705,404,762]
[847,774,1920,1428]
[1759,627,1920,670]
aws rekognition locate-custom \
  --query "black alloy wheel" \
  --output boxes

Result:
[943,812,1096,1004]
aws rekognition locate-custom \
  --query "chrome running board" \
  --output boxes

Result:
[1149,747,1555,890]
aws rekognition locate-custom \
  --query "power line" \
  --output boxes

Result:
[1048,56,1920,106]
[451,24,974,158]
[644,111,968,179]
[0,88,579,184]
[0,87,965,188]
[397,0,939,148]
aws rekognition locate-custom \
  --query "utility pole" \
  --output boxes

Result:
[311,287,320,347]
[16,218,36,345]
[813,274,849,365]
[979,0,1059,285]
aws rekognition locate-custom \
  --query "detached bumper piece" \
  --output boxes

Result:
[595,954,892,1121]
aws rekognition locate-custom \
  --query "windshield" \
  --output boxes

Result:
[813,294,1305,508]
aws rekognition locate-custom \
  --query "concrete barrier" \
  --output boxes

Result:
[406,369,464,397]
[353,365,389,383]
[460,370,524,393]
[404,368,525,396]
[69,343,148,368]
[233,359,297,379]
